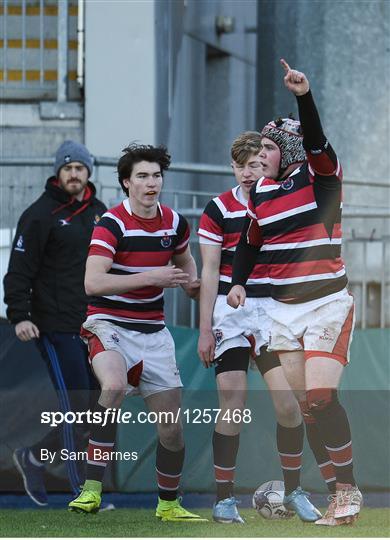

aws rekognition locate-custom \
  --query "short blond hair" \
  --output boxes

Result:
[231,131,262,165]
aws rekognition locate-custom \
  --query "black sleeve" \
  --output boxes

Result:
[296,90,327,151]
[174,213,190,253]
[297,90,339,177]
[231,217,259,287]
[3,210,50,325]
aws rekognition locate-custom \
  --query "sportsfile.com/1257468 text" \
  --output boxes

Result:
[41,408,253,427]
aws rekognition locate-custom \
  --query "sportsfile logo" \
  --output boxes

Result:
[41,408,183,427]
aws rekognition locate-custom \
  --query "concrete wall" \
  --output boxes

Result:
[84,0,156,158]
[153,0,257,199]
[0,104,83,228]
[84,0,258,205]
[256,0,390,239]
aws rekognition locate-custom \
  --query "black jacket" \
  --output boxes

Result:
[3,177,106,332]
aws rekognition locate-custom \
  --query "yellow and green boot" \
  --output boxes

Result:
[68,480,102,514]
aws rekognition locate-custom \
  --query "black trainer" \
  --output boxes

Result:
[13,448,48,506]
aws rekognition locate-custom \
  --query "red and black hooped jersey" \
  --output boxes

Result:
[198,186,269,297]
[85,199,190,332]
[246,143,347,303]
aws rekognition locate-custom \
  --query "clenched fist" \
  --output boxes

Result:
[226,285,246,309]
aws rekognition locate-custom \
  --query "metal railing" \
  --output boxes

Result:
[1,157,389,328]
[2,155,390,189]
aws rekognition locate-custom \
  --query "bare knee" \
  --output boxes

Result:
[99,381,127,408]
[158,421,183,451]
[218,388,246,411]
[273,395,301,427]
[217,371,247,410]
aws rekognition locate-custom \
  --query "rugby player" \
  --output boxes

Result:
[197,132,334,523]
[228,59,363,526]
[68,143,206,521]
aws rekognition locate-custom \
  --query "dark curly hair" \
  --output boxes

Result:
[117,143,171,195]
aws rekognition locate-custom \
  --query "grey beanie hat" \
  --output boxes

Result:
[261,118,306,171]
[54,140,93,177]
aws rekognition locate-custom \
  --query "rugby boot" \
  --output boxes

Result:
[315,495,338,526]
[284,487,322,522]
[155,497,208,522]
[212,497,245,524]
[68,480,102,513]
[334,483,362,524]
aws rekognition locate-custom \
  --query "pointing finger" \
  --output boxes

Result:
[280,58,290,73]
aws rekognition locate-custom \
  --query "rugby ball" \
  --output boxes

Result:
[252,480,295,519]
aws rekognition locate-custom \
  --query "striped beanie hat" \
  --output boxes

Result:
[261,117,305,171]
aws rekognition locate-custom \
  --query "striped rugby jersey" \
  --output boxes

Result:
[85,199,190,332]
[246,143,348,303]
[198,185,270,297]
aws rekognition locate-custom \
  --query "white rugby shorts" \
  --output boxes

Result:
[81,319,182,398]
[212,295,271,359]
[262,288,355,365]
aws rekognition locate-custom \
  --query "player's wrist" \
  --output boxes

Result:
[295,87,310,96]
[199,326,213,334]
[143,271,156,288]
[231,283,244,290]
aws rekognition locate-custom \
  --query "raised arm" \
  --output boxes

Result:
[281,58,340,177]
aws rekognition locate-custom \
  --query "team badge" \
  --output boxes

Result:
[281,178,294,190]
[110,333,120,343]
[214,329,223,345]
[319,327,333,341]
[64,155,71,163]
[160,233,172,248]
[94,214,101,225]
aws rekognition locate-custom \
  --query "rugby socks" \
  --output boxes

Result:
[86,403,117,482]
[213,431,240,502]
[277,422,304,495]
[156,440,184,501]
[300,401,336,493]
[305,422,336,493]
[307,389,356,486]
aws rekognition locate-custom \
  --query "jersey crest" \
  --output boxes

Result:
[160,233,172,248]
[281,178,294,190]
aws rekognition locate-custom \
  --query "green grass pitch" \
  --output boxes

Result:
[0,508,389,537]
